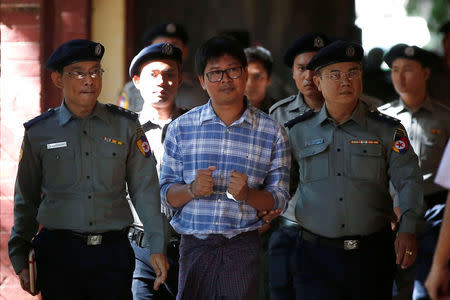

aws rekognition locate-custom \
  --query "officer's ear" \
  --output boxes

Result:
[132,75,141,90]
[198,75,207,90]
[313,74,322,92]
[51,71,64,89]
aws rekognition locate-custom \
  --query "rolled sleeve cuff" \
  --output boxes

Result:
[160,183,181,213]
[266,188,289,213]
[398,214,420,234]
[10,253,28,274]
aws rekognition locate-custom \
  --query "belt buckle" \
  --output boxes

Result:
[344,239,359,250]
[87,235,102,245]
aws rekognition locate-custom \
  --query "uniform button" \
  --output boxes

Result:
[112,152,116,156]
[88,195,92,199]
[363,150,367,153]
[215,222,219,225]
[55,155,60,159]
[86,175,90,179]
[83,130,87,134]
[85,152,89,156]
[341,224,345,228]
[89,222,93,226]
[339,197,343,201]
[337,173,341,176]
[337,148,341,152]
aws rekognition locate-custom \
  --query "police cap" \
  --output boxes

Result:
[306,40,364,71]
[283,33,329,67]
[384,44,433,68]
[142,22,189,46]
[129,43,183,77]
[45,39,105,71]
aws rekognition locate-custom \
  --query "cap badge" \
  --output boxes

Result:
[162,43,174,55]
[95,44,102,56]
[346,46,355,57]
[166,23,176,34]
[404,46,414,57]
[314,37,324,48]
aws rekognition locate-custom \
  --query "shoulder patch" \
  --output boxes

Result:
[23,108,55,129]
[284,110,314,129]
[106,103,138,121]
[269,95,297,114]
[368,109,400,125]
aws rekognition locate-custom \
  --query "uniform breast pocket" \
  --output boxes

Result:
[420,131,446,160]
[94,142,128,187]
[42,148,77,188]
[347,144,384,181]
[297,143,329,183]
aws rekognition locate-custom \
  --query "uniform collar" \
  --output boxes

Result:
[315,100,367,128]
[398,95,436,114]
[58,100,108,126]
[286,92,308,112]
[199,97,256,128]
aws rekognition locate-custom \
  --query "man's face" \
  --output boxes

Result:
[152,37,188,61]
[133,59,182,110]
[245,61,271,107]
[52,61,102,110]
[198,54,248,106]
[292,51,321,98]
[313,62,362,107]
[391,58,430,96]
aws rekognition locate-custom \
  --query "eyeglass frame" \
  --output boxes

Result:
[320,69,362,81]
[204,66,244,83]
[63,69,105,80]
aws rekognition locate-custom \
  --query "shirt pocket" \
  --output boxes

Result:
[94,141,128,188]
[42,146,77,189]
[297,143,329,183]
[347,144,384,181]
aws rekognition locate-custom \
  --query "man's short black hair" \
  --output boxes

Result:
[195,36,248,76]
[244,46,273,77]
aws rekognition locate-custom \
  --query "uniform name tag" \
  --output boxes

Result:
[306,138,324,146]
[47,142,67,149]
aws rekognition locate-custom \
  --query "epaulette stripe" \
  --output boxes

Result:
[269,95,296,114]
[284,110,314,129]
[23,108,55,129]
[368,110,400,125]
[106,103,138,121]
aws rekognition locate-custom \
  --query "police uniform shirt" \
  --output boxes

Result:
[289,100,424,238]
[9,101,165,273]
[379,97,450,196]
[269,92,312,222]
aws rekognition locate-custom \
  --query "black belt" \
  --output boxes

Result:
[45,228,128,246]
[299,226,391,250]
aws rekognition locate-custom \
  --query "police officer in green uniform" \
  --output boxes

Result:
[8,39,168,300]
[287,40,425,300]
[267,33,329,300]
[379,43,450,300]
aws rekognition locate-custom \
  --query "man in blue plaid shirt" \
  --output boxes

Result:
[159,36,291,299]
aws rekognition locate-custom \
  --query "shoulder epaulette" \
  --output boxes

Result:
[284,110,314,129]
[106,103,138,121]
[23,108,55,129]
[269,95,297,114]
[368,109,400,125]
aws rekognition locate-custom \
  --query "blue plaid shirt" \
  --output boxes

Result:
[160,100,291,237]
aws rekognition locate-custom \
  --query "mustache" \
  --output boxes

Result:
[219,84,235,91]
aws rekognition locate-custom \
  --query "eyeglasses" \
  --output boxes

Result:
[63,69,105,80]
[205,66,243,83]
[322,69,361,81]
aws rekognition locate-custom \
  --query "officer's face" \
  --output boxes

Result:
[245,61,271,108]
[133,59,182,109]
[198,54,248,107]
[292,51,322,99]
[313,62,362,106]
[52,61,102,112]
[391,58,430,97]
[152,37,189,62]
